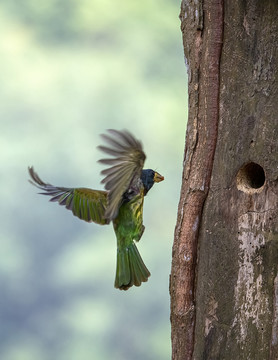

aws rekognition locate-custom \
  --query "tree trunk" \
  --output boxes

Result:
[170,1,278,359]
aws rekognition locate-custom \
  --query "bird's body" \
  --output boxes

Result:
[113,186,148,289]
[28,129,163,290]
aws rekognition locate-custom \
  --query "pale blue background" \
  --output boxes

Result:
[1,1,187,359]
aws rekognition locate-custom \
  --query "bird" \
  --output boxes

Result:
[28,129,164,290]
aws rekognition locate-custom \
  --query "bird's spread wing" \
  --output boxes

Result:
[28,167,109,225]
[98,129,146,220]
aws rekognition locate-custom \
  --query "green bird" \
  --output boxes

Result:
[28,129,164,290]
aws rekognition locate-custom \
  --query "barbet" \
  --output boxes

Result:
[28,129,164,290]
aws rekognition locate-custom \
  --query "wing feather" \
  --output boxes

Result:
[98,129,146,220]
[28,167,109,225]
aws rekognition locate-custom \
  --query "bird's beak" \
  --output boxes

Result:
[154,172,164,183]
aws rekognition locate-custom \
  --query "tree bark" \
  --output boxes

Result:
[170,1,278,359]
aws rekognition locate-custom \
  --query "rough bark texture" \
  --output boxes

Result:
[171,0,278,359]
[170,0,223,359]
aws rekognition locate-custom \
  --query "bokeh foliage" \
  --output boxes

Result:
[0,0,187,359]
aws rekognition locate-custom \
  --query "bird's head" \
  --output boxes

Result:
[141,169,164,195]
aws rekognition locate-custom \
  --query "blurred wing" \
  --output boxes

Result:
[28,167,109,225]
[98,129,146,220]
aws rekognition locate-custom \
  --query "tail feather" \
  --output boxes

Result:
[116,249,130,286]
[115,242,150,290]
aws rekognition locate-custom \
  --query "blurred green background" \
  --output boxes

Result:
[1,0,187,359]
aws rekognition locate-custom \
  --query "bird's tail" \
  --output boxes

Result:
[114,242,150,290]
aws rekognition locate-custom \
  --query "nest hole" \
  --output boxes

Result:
[236,162,265,194]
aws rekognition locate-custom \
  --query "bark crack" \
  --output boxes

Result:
[170,0,224,359]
